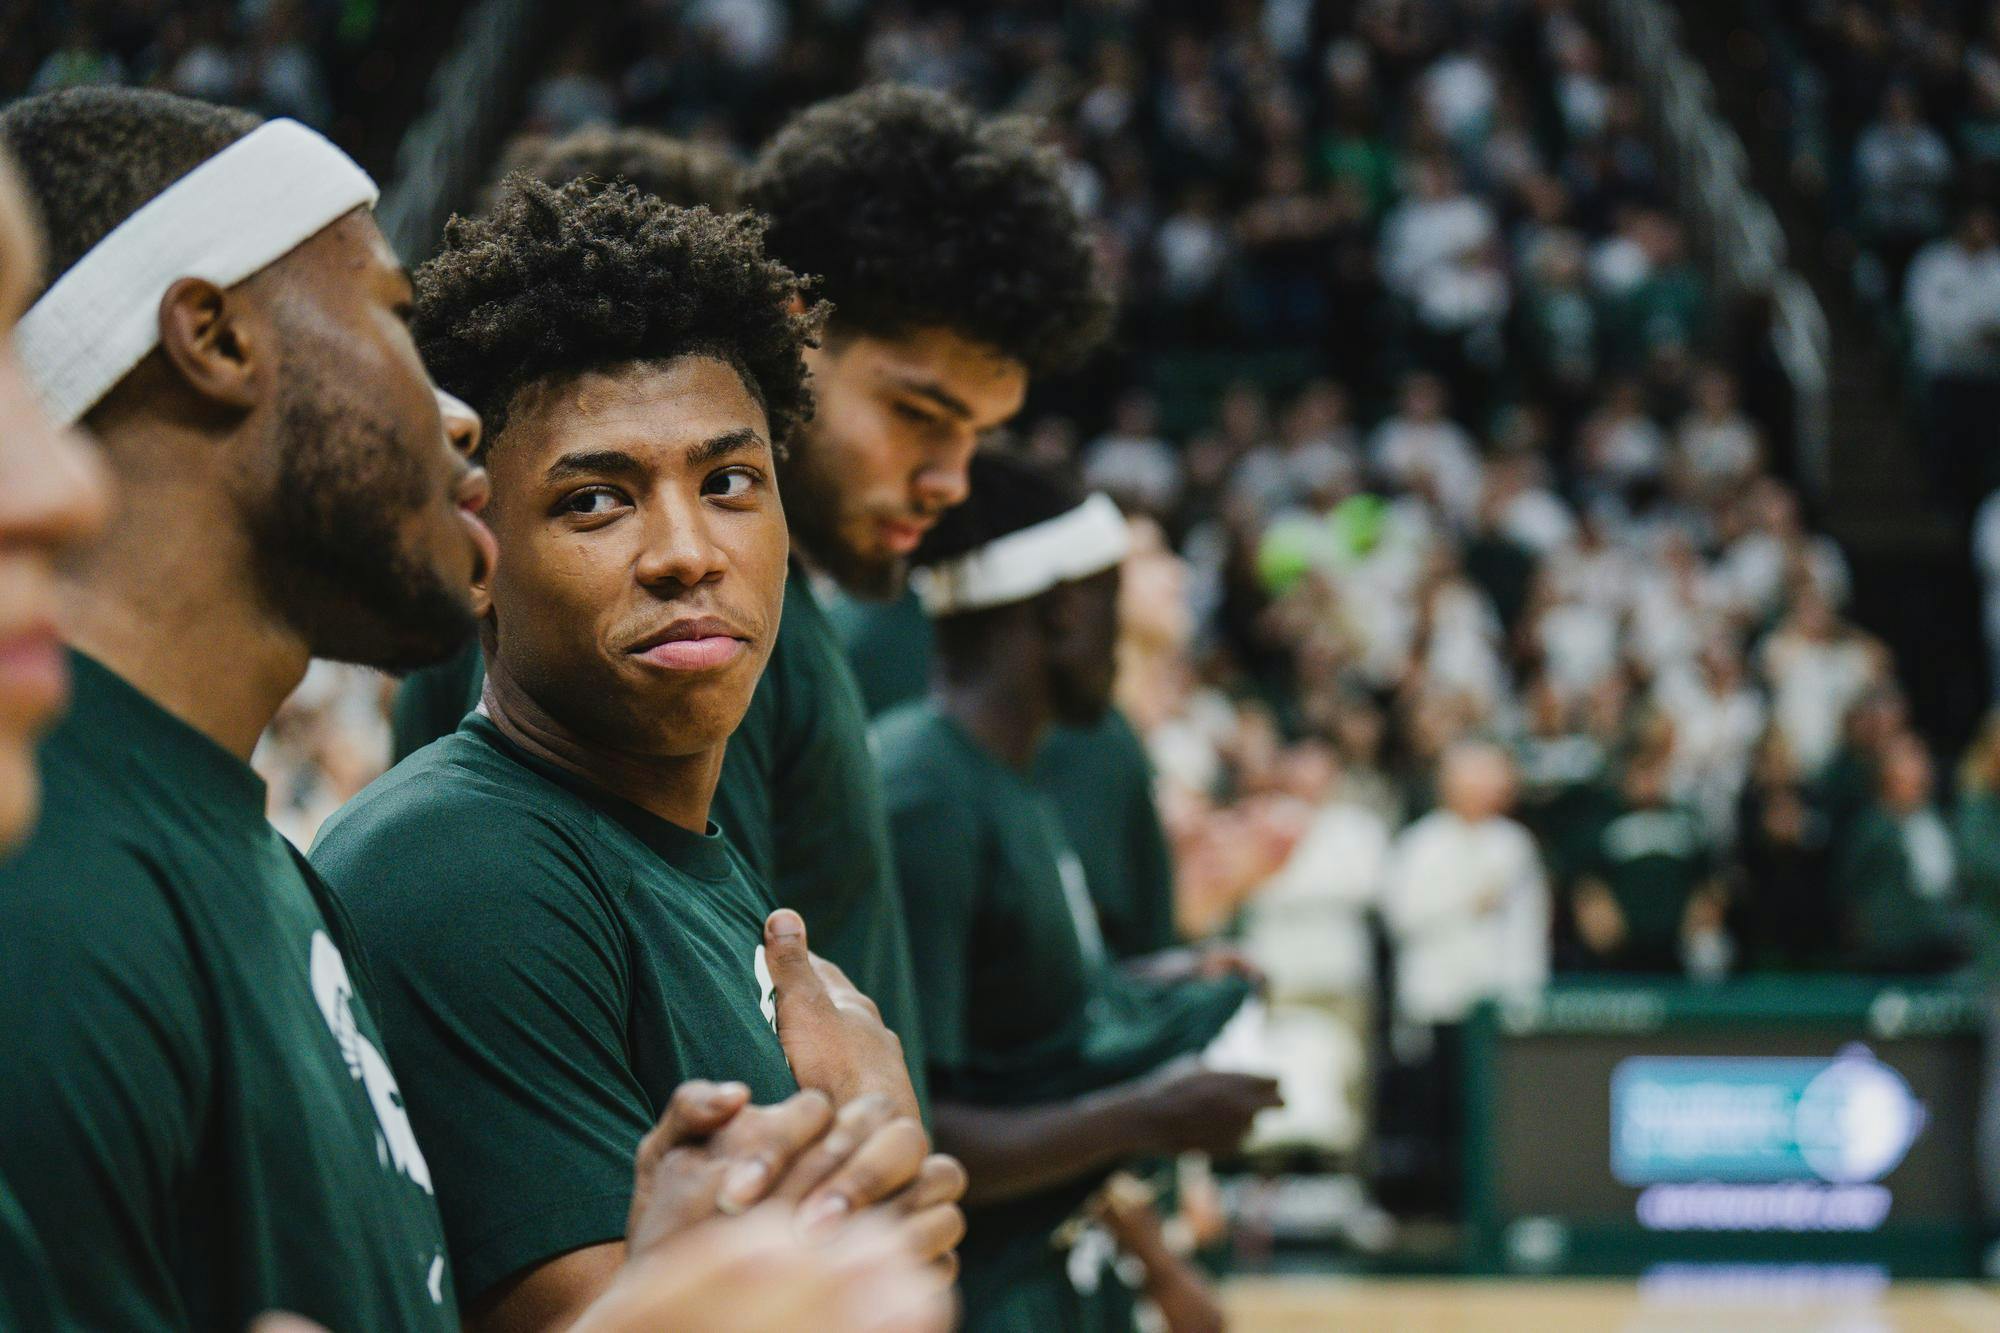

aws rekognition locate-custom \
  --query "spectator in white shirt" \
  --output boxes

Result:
[1378,741,1548,1211]
[1383,742,1550,1027]
[1673,365,1763,500]
[1380,155,1498,301]
[1369,372,1484,524]
[1907,206,2000,507]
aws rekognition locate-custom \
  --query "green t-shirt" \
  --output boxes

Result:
[876,703,1243,1324]
[823,584,933,718]
[711,568,927,1112]
[390,574,927,1117]
[310,713,797,1306]
[1586,803,1711,969]
[0,1175,61,1333]
[0,652,455,1331]
[829,594,1176,960]
[389,638,481,764]
[1031,709,1178,960]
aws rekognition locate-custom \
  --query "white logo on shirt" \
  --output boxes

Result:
[309,931,435,1194]
[754,944,778,1035]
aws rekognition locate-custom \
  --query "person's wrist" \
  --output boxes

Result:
[1103,1078,1172,1156]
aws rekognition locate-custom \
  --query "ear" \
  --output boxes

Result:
[155,276,264,412]
[469,545,494,621]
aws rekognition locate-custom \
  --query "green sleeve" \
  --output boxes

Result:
[1113,717,1180,957]
[884,791,982,1076]
[0,844,210,1329]
[312,799,647,1305]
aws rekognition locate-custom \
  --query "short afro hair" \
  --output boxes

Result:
[745,84,1112,376]
[0,87,261,294]
[413,175,822,455]
[486,127,742,212]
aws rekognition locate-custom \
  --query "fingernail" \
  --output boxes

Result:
[798,1193,850,1238]
[769,909,805,941]
[719,1159,769,1213]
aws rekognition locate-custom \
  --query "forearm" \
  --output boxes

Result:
[932,1087,1155,1208]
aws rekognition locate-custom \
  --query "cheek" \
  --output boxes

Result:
[494,530,613,654]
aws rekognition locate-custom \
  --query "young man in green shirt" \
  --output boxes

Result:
[0,142,113,1333]
[882,453,1280,1330]
[392,96,1112,1117]
[312,177,963,1332]
[829,589,1183,959]
[0,90,951,1333]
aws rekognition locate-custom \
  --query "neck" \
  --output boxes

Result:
[61,447,308,760]
[933,658,1051,772]
[483,657,721,833]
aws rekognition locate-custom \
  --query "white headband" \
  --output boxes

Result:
[15,118,379,425]
[912,493,1131,616]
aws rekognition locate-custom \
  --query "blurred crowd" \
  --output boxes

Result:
[1761,3,2000,517]
[250,2,1996,993]
[7,0,339,127]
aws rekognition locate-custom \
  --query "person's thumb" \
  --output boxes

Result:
[766,909,835,1043]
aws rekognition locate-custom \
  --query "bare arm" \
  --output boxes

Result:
[933,1061,1280,1209]
[933,1087,1152,1209]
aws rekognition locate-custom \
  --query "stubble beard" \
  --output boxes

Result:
[247,358,477,674]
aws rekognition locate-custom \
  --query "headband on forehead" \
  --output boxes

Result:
[912,493,1131,617]
[14,118,379,426]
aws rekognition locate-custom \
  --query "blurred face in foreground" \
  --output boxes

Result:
[0,158,110,849]
[480,356,788,761]
[785,328,1027,598]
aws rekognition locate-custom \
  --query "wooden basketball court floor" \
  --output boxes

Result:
[1219,1276,2000,1331]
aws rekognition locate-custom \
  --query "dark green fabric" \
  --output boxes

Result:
[823,584,934,718]
[0,1175,62,1333]
[711,568,928,1115]
[391,576,928,1118]
[877,702,1243,1328]
[1956,791,2000,922]
[1032,709,1179,960]
[1584,803,1712,970]
[0,652,455,1332]
[312,714,796,1306]
[1834,807,1966,971]
[827,593,1179,956]
[389,639,482,763]
[959,1249,1138,1333]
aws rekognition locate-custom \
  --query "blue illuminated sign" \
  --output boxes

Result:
[1612,1046,1927,1187]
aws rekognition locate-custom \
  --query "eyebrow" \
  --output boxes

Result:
[886,374,975,421]
[686,426,769,468]
[543,429,768,483]
[544,448,647,483]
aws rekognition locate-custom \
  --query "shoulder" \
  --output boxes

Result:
[873,706,965,803]
[313,733,611,923]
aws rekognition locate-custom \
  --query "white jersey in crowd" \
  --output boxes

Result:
[1382,808,1549,1026]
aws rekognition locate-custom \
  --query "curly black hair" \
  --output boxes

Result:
[485,126,742,213]
[414,175,822,456]
[744,84,1112,376]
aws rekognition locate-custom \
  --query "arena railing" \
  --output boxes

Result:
[376,0,548,262]
[1600,0,1833,499]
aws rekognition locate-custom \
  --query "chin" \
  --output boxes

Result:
[826,537,907,601]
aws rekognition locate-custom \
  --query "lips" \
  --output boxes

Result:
[877,518,930,556]
[0,623,68,721]
[627,616,750,673]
